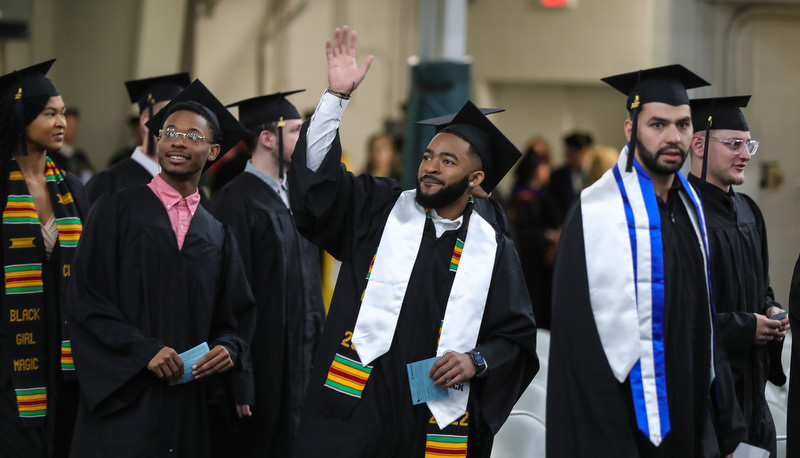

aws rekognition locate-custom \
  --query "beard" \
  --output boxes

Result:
[636,139,688,175]
[415,174,471,209]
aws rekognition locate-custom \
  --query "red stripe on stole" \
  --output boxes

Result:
[425,445,466,455]
[17,400,47,407]
[328,366,368,385]
[7,274,41,282]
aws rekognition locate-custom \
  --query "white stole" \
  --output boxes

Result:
[580,146,712,445]
[351,190,497,428]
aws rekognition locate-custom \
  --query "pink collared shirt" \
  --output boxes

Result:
[147,174,201,250]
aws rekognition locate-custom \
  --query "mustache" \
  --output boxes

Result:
[656,144,687,156]
[419,174,444,185]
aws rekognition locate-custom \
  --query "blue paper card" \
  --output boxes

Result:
[407,357,449,405]
[171,342,210,385]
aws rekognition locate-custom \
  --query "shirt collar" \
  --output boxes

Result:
[245,160,288,194]
[131,145,160,177]
[148,174,201,215]
[428,208,463,238]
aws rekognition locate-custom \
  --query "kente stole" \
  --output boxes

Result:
[580,145,714,445]
[322,191,497,456]
[3,156,82,425]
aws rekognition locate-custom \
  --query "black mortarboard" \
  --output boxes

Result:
[226,89,304,130]
[0,59,59,153]
[0,59,58,102]
[226,89,305,180]
[602,64,710,172]
[415,102,520,193]
[145,79,247,170]
[602,64,710,112]
[690,95,750,133]
[690,95,751,181]
[125,72,191,113]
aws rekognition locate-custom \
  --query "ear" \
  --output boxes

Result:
[259,129,275,149]
[623,118,632,142]
[207,144,222,162]
[690,135,705,158]
[469,170,485,188]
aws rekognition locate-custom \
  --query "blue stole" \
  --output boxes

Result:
[580,145,714,445]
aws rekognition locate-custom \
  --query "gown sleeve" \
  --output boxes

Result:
[208,187,262,406]
[468,236,538,435]
[66,193,165,414]
[288,121,402,261]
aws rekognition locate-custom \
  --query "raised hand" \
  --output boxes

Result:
[326,25,374,95]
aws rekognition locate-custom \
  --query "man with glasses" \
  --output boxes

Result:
[548,66,746,457]
[688,96,789,456]
[66,80,255,457]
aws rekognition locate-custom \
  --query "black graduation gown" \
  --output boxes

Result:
[689,174,784,455]
[65,185,255,458]
[547,178,742,457]
[84,158,153,205]
[209,171,325,457]
[787,257,800,457]
[288,124,538,458]
[0,173,88,458]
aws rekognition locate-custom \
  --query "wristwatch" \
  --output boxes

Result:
[467,350,487,376]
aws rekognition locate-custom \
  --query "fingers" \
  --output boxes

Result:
[349,29,358,56]
[166,356,182,381]
[193,346,232,379]
[360,55,375,77]
[341,25,350,55]
[236,404,252,418]
[429,353,474,387]
[147,347,184,382]
[333,27,341,57]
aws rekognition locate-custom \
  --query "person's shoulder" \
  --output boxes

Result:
[210,174,262,208]
[735,191,766,220]
[735,190,759,207]
[63,170,84,190]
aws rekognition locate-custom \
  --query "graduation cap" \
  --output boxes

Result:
[145,79,247,171]
[125,72,191,157]
[226,89,305,179]
[415,102,520,193]
[226,89,304,129]
[690,95,751,181]
[0,59,59,153]
[602,64,710,172]
[0,59,59,101]
[125,72,191,113]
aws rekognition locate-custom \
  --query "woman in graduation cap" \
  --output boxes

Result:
[0,60,90,458]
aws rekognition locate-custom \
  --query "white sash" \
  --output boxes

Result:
[351,190,497,428]
[581,146,712,445]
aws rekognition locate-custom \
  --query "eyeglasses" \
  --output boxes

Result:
[709,137,759,156]
[158,129,214,144]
